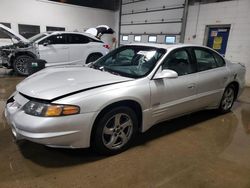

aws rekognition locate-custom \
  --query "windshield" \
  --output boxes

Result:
[93,46,166,78]
[29,33,47,43]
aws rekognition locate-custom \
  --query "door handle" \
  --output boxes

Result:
[187,84,196,89]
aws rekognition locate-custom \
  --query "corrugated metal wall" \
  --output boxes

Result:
[120,0,187,45]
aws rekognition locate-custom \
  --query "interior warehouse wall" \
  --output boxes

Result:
[185,0,250,86]
[0,0,117,46]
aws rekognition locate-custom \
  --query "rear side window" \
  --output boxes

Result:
[67,34,89,44]
[213,52,225,67]
[194,48,217,71]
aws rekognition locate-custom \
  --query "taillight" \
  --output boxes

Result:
[103,44,110,49]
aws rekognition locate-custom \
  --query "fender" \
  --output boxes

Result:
[10,51,38,66]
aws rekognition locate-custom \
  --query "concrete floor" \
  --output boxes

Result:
[0,68,250,188]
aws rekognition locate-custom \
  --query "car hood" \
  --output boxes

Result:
[0,24,30,43]
[16,66,133,101]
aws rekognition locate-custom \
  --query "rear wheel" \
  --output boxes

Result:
[218,84,236,113]
[86,53,103,64]
[13,55,34,76]
[93,106,138,155]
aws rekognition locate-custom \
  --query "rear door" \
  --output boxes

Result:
[192,47,229,108]
[67,34,91,64]
[38,34,69,65]
[150,48,198,124]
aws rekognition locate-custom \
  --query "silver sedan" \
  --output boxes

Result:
[5,44,246,155]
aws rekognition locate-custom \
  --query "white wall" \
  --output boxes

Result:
[185,0,250,86]
[0,0,117,45]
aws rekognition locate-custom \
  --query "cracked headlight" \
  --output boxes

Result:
[23,101,80,117]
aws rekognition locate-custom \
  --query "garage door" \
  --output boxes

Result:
[120,0,188,45]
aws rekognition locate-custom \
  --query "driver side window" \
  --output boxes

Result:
[39,34,66,45]
[162,49,194,76]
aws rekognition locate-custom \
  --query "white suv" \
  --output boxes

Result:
[0,24,110,75]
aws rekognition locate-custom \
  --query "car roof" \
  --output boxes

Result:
[126,43,208,51]
[126,43,225,59]
[43,31,101,41]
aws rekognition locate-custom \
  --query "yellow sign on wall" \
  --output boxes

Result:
[213,36,222,50]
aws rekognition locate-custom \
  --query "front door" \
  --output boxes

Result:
[206,26,230,56]
[67,34,90,64]
[38,34,69,65]
[150,48,198,125]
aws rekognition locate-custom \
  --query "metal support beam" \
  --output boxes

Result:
[121,20,182,26]
[122,5,184,16]
[118,0,122,47]
[122,0,146,5]
[180,0,189,43]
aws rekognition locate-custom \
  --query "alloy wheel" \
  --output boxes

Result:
[102,113,133,150]
[221,87,235,111]
[14,56,33,75]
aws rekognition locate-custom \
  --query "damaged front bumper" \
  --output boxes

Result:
[0,42,39,68]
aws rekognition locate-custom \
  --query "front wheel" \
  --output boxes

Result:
[13,55,34,76]
[93,106,138,155]
[218,84,236,113]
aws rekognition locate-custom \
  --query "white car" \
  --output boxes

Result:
[0,24,110,75]
[5,44,246,155]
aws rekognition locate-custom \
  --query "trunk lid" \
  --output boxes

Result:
[85,25,114,39]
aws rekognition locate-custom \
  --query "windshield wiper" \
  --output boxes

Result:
[89,64,121,76]
[103,67,122,76]
[90,64,109,73]
[88,63,101,70]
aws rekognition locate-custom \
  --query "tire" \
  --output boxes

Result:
[13,55,34,76]
[93,106,138,155]
[86,53,103,64]
[218,84,236,113]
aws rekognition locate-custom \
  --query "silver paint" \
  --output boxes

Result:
[4,44,246,148]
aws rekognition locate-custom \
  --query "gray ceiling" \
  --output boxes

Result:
[49,0,120,11]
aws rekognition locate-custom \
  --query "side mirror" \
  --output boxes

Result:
[154,69,178,79]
